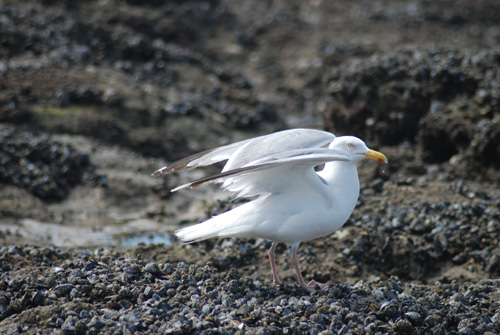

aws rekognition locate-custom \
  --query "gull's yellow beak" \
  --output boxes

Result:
[363,149,388,164]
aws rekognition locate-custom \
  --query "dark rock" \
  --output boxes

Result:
[0,125,103,201]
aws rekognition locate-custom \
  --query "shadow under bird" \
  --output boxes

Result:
[152,128,387,292]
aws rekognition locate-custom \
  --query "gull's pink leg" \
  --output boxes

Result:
[268,242,281,286]
[290,244,329,293]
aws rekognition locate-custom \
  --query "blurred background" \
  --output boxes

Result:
[0,0,499,282]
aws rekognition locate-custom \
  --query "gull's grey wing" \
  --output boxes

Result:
[171,148,349,192]
[222,128,335,171]
[152,128,335,177]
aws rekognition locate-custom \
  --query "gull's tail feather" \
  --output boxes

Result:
[175,203,255,243]
[175,219,222,243]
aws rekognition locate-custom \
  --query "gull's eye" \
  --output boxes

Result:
[347,143,355,148]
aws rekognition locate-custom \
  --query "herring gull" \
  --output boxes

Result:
[152,128,387,292]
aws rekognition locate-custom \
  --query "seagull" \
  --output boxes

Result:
[152,128,387,292]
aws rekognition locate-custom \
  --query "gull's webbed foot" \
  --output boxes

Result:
[304,280,330,292]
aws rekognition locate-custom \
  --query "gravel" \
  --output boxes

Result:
[1,246,499,335]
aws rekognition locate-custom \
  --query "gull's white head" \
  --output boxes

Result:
[329,136,388,164]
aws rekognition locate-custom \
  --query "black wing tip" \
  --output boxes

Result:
[152,170,163,177]
[151,165,184,177]
[151,147,220,178]
[178,239,196,244]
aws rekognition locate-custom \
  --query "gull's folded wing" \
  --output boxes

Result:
[171,148,350,192]
[152,128,335,177]
[221,129,335,172]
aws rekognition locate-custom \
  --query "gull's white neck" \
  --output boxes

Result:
[317,161,360,221]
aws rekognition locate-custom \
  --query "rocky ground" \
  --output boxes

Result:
[1,0,500,334]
